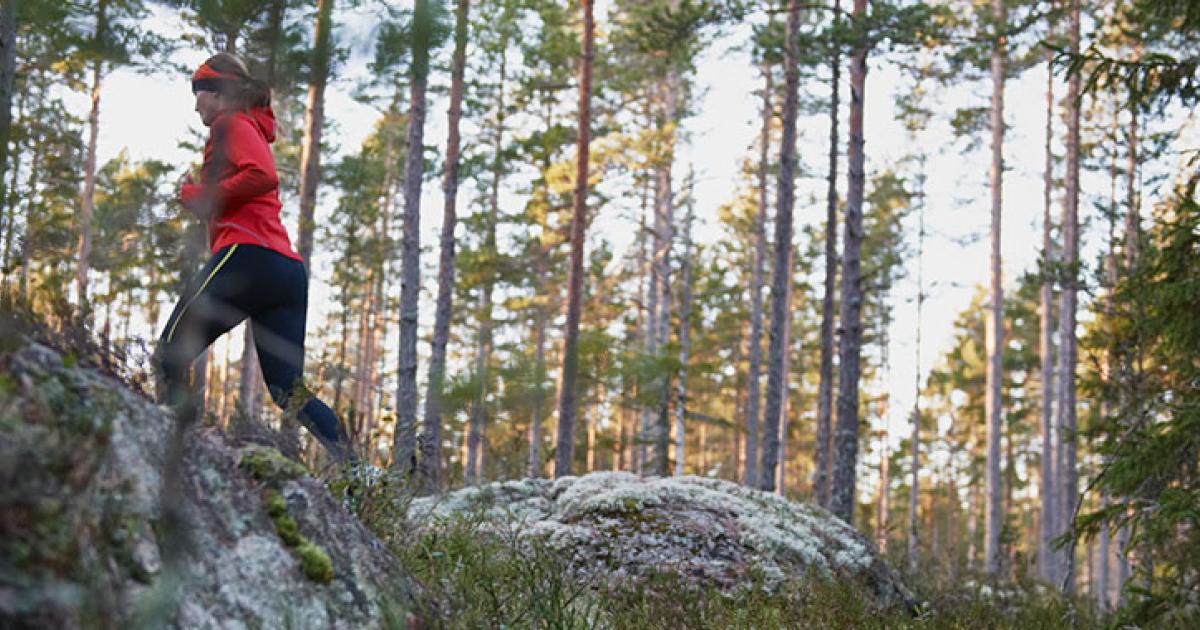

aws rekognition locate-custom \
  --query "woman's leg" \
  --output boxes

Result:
[155,245,250,423]
[250,257,355,463]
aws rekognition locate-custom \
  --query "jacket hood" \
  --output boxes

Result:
[248,106,277,143]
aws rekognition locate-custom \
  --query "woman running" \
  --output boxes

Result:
[156,52,353,463]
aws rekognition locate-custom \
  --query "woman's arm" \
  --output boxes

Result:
[178,115,277,217]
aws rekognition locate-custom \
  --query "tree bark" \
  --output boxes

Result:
[777,241,796,495]
[392,0,432,475]
[1038,48,1058,586]
[908,155,925,577]
[529,253,548,477]
[78,0,109,310]
[744,65,771,488]
[815,0,842,506]
[758,0,801,493]
[553,0,593,478]
[1057,0,1081,593]
[421,0,470,493]
[983,0,1005,576]
[651,76,679,478]
[829,0,869,523]
[0,0,17,250]
[673,195,695,477]
[295,0,334,266]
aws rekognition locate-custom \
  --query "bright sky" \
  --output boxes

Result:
[76,3,1192,463]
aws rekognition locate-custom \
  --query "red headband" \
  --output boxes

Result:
[191,63,240,93]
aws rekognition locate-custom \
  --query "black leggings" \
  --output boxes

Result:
[155,244,352,462]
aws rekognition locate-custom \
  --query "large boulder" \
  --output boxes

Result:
[0,337,421,628]
[408,472,915,610]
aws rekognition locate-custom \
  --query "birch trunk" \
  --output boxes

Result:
[392,0,432,474]
[421,0,469,492]
[295,0,333,265]
[1057,0,1081,592]
[815,0,842,509]
[983,0,1005,576]
[758,0,801,493]
[553,0,593,478]
[829,0,869,522]
[744,65,771,487]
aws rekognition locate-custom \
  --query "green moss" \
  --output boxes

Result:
[296,541,333,583]
[238,446,308,484]
[265,491,288,518]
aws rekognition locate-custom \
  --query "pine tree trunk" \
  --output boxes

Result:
[815,0,842,510]
[673,198,695,477]
[1057,0,1081,592]
[0,0,17,250]
[877,426,889,553]
[1116,79,1140,603]
[634,190,650,474]
[553,0,593,478]
[529,254,548,478]
[651,76,679,478]
[421,0,469,493]
[908,155,925,577]
[744,65,771,488]
[78,47,104,310]
[295,0,334,265]
[1038,49,1058,585]
[829,0,869,522]
[239,325,261,418]
[776,241,795,496]
[758,0,801,493]
[983,0,1005,576]
[392,0,432,475]
[466,290,493,485]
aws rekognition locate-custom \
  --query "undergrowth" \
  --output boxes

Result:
[361,499,1110,630]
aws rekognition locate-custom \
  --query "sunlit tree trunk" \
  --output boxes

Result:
[1057,0,1081,593]
[529,253,548,478]
[295,0,334,265]
[776,242,795,496]
[553,0,593,478]
[1116,75,1140,604]
[759,0,800,492]
[393,0,432,475]
[830,0,868,522]
[983,0,1005,576]
[908,154,925,576]
[744,64,771,487]
[422,0,469,493]
[674,196,695,476]
[1038,48,1059,586]
[651,76,678,477]
[77,0,108,310]
[815,0,842,509]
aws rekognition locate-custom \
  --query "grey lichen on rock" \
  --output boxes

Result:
[0,337,422,628]
[408,471,915,611]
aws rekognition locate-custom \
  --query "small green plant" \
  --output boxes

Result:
[238,446,334,584]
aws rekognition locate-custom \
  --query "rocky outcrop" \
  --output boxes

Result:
[408,472,916,610]
[0,338,420,629]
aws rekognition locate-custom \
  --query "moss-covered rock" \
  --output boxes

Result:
[0,337,424,628]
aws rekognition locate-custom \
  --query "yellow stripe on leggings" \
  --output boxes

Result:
[166,245,239,344]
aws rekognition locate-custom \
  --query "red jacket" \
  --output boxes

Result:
[179,107,302,262]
